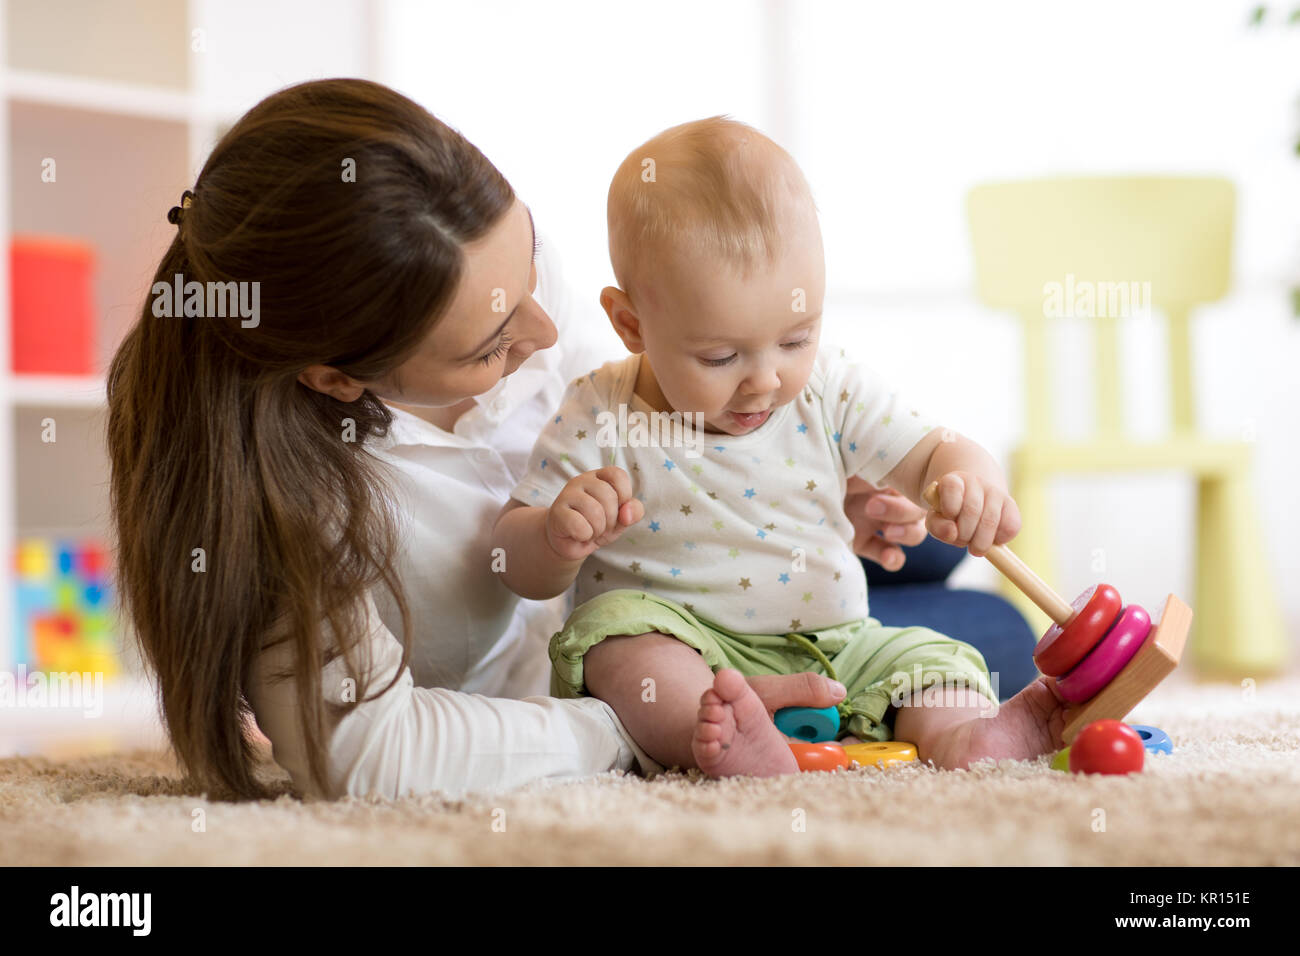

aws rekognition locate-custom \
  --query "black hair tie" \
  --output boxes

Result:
[167,189,195,225]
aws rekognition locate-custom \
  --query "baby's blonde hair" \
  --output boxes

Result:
[607,116,817,303]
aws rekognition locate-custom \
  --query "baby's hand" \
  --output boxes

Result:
[925,472,1021,558]
[547,466,645,561]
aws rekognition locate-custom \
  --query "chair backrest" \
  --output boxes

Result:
[966,177,1235,438]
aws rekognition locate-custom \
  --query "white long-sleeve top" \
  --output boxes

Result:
[246,234,660,799]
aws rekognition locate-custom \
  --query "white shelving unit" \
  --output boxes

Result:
[0,0,225,749]
[2,0,216,678]
[1,0,375,754]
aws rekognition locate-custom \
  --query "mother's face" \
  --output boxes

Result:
[302,198,558,407]
[371,198,557,406]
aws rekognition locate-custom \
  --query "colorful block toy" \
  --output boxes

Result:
[12,538,118,676]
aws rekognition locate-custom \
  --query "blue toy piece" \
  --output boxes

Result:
[1128,724,1173,755]
[774,705,841,743]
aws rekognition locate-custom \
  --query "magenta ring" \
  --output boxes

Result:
[1056,604,1152,704]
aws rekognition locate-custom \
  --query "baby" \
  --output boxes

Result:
[492,117,1066,776]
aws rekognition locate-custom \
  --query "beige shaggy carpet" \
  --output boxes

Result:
[2,672,1298,866]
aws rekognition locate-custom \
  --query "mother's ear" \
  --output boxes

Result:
[600,286,646,354]
[297,365,366,402]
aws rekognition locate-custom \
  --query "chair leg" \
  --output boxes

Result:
[1192,467,1288,677]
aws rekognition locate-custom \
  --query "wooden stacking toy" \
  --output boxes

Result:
[922,481,1191,744]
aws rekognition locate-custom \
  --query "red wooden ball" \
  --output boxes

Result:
[1069,719,1145,775]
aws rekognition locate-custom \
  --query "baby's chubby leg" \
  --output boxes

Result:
[584,635,838,775]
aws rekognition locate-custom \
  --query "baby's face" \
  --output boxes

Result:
[637,217,826,436]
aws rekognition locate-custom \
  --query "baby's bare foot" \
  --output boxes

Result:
[929,677,1067,769]
[693,668,800,777]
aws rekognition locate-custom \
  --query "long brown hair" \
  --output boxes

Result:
[107,78,515,799]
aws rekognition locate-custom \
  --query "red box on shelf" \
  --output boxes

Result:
[10,236,97,375]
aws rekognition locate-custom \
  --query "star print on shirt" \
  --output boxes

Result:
[802,592,813,603]
[680,504,692,516]
[806,480,817,491]
[743,488,756,498]
[576,429,587,439]
[778,573,790,584]
[629,561,641,573]
[594,571,604,582]
[790,619,802,631]
[796,423,808,434]
[670,568,682,577]
[739,578,752,590]
[663,459,675,471]
[649,521,661,532]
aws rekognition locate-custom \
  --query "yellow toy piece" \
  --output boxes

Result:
[843,741,917,769]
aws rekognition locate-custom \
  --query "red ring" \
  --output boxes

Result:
[1034,583,1122,677]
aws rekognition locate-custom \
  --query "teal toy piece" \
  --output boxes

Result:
[774,705,841,743]
[1128,724,1173,755]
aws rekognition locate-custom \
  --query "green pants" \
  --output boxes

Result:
[550,589,997,742]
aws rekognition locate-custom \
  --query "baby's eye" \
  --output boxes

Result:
[700,353,737,367]
[781,337,813,351]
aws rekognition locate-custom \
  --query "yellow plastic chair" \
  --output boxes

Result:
[966,177,1286,678]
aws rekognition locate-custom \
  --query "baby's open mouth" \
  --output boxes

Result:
[727,409,771,429]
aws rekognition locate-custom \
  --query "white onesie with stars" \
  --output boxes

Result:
[511,345,942,635]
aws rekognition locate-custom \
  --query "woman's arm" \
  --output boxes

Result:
[246,591,655,800]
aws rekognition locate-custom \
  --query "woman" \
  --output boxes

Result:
[107,78,928,801]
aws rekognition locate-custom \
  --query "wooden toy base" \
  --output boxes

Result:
[1060,594,1192,744]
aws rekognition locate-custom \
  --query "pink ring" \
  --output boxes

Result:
[1056,605,1152,704]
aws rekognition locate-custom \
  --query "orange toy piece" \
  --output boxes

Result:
[788,742,850,772]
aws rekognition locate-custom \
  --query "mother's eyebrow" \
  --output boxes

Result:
[459,206,536,361]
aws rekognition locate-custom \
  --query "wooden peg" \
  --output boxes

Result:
[922,480,1074,624]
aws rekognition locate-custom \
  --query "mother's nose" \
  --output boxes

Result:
[511,297,558,358]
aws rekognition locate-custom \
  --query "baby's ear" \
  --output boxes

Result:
[600,286,644,354]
